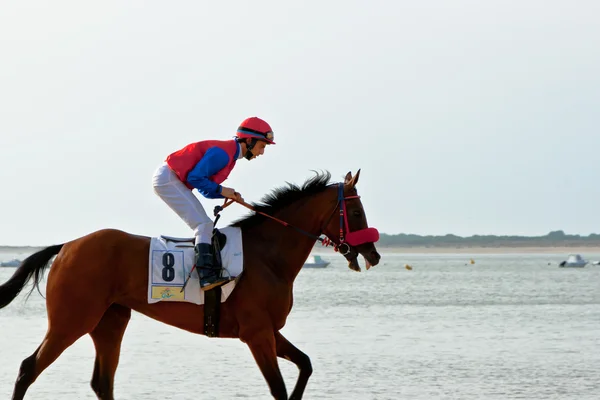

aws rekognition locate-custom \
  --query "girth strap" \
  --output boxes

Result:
[203,287,221,337]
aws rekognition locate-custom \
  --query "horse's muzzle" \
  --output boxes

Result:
[345,227,379,247]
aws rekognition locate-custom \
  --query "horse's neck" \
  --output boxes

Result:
[245,189,336,282]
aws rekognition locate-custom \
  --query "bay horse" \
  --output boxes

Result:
[0,170,380,400]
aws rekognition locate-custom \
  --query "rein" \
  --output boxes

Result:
[213,183,357,254]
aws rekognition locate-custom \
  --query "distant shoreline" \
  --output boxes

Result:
[4,245,600,256]
[0,246,43,251]
[374,246,600,254]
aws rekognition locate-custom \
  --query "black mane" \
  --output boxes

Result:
[232,171,332,229]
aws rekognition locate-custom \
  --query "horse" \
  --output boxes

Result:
[0,170,381,400]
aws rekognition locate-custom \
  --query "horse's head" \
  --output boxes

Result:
[323,170,381,272]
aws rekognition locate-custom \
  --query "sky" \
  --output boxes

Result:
[0,1,599,246]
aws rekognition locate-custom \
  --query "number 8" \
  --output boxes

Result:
[162,252,175,282]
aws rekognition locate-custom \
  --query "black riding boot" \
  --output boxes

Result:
[194,243,227,291]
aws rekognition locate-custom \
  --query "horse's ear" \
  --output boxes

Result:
[353,169,361,186]
[344,171,352,185]
[344,169,361,188]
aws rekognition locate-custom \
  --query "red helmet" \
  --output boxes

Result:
[236,117,275,144]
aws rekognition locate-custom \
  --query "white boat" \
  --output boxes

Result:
[592,261,600,266]
[303,255,330,268]
[0,259,21,267]
[559,254,587,268]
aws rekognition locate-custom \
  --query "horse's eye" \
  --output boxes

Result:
[353,210,362,217]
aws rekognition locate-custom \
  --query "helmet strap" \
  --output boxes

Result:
[244,138,258,160]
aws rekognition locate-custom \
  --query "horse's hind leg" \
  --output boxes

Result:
[12,328,89,400]
[12,345,41,400]
[12,270,111,399]
[89,304,131,400]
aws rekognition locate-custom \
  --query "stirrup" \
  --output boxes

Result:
[200,277,230,292]
[195,242,230,291]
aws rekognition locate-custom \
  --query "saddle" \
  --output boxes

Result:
[161,229,227,250]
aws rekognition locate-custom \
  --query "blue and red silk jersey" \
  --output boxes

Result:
[166,139,240,199]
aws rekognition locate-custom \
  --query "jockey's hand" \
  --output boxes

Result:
[221,187,244,202]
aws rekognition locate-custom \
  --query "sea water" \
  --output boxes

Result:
[1,252,599,399]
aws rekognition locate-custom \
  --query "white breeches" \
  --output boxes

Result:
[152,163,213,244]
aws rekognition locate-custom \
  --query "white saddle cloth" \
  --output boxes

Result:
[147,226,243,305]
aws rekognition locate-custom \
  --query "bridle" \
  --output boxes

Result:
[214,182,379,256]
[318,183,380,255]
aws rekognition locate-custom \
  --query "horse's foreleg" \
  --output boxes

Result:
[89,304,131,400]
[245,331,288,400]
[275,332,312,400]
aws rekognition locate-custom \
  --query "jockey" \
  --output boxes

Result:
[152,117,275,291]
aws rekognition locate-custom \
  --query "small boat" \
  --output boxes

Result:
[303,255,330,268]
[0,259,21,267]
[592,261,600,266]
[559,254,587,268]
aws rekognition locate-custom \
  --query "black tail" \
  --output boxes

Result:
[0,244,64,309]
